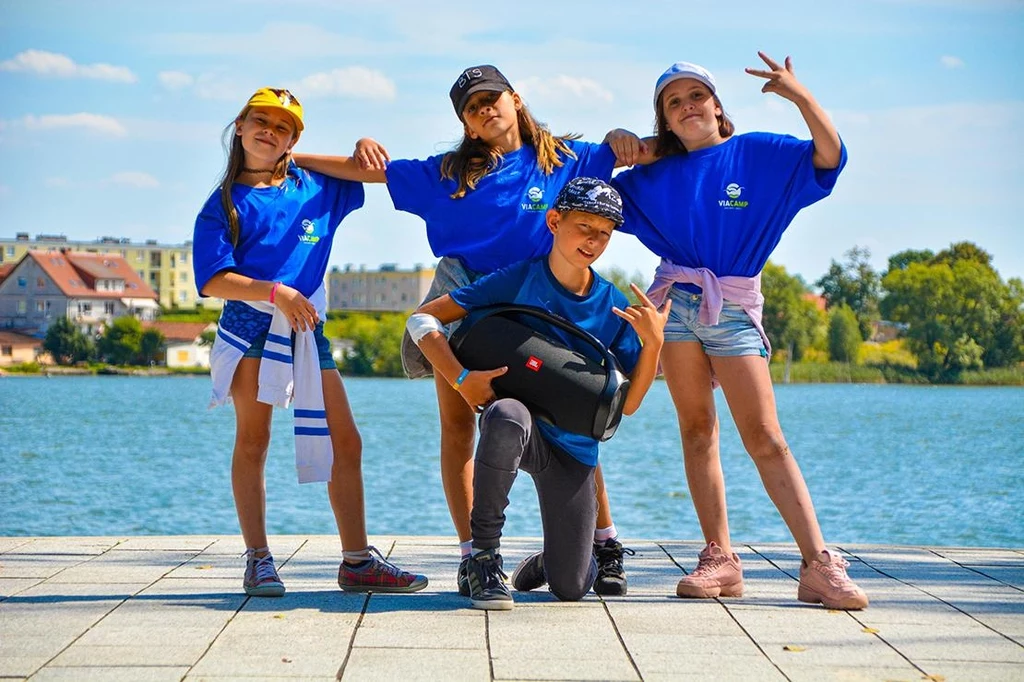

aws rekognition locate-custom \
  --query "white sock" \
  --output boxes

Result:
[595,525,617,543]
[460,540,473,559]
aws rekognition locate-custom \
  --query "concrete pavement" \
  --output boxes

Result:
[1,536,1022,681]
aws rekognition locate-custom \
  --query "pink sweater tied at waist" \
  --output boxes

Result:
[646,259,773,360]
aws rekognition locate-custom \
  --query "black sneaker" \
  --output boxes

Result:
[593,538,635,596]
[466,549,513,611]
[457,557,470,597]
[511,551,546,592]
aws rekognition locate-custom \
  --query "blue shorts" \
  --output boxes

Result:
[242,321,337,370]
[664,287,767,358]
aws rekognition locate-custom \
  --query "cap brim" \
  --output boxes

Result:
[456,83,511,118]
[653,74,716,109]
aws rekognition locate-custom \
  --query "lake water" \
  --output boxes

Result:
[1,377,1022,548]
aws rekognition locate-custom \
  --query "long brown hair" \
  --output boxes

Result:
[217,106,294,246]
[653,93,735,158]
[440,98,580,199]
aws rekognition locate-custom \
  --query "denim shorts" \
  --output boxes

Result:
[242,321,337,370]
[664,287,767,358]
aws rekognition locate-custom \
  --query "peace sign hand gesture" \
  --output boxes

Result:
[745,51,811,106]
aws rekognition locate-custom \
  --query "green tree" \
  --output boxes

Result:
[98,316,144,365]
[814,246,880,340]
[827,304,861,362]
[880,249,1019,380]
[335,313,406,377]
[761,261,826,361]
[43,316,94,365]
[139,328,165,365]
[885,248,935,276]
[598,266,650,305]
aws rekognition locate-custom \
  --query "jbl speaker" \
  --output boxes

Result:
[448,304,630,441]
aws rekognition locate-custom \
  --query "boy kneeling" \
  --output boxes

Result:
[406,177,669,610]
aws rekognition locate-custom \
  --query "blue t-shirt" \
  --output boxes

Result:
[612,132,847,278]
[385,140,617,274]
[193,169,364,297]
[449,257,642,467]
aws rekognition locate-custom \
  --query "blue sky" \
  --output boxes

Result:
[1,0,1022,285]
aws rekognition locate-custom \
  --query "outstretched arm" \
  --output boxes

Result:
[612,283,670,415]
[410,295,508,411]
[604,129,659,167]
[745,51,842,169]
[293,138,392,183]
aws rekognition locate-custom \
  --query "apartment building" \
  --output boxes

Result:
[0,233,216,310]
[328,263,435,313]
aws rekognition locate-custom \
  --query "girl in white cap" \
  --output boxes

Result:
[612,53,869,610]
[296,65,652,599]
[193,87,428,598]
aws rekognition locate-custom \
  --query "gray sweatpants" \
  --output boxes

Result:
[470,398,598,601]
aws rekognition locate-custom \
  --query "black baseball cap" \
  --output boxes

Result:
[553,177,624,227]
[449,65,513,119]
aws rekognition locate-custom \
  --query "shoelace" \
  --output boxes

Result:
[365,545,404,578]
[478,554,509,589]
[243,550,280,584]
[814,555,852,584]
[596,543,635,578]
[691,552,729,577]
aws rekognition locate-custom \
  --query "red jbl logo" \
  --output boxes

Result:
[525,356,543,372]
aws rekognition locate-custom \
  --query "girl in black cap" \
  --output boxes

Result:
[295,64,653,598]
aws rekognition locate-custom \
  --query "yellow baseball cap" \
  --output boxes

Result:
[245,87,304,133]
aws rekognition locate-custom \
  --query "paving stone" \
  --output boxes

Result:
[342,647,489,681]
[32,666,191,681]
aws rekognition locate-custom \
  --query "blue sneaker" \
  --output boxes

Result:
[466,549,513,611]
[243,548,285,597]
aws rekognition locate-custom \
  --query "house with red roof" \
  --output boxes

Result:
[0,329,49,367]
[0,250,159,336]
[142,320,215,368]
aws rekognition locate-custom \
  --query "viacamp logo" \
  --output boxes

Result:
[719,182,748,209]
[522,186,548,211]
[298,219,320,244]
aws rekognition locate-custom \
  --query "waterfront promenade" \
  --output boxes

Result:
[1,536,1021,681]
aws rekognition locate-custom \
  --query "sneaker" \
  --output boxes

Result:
[511,551,546,592]
[798,549,869,610]
[457,557,470,597]
[243,548,285,598]
[466,549,513,611]
[337,546,429,593]
[676,542,744,599]
[593,538,635,596]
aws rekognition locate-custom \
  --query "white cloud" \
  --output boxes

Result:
[109,172,160,188]
[515,75,614,106]
[298,67,397,100]
[22,113,128,137]
[0,49,136,83]
[158,70,194,90]
[45,177,71,188]
[940,55,965,69]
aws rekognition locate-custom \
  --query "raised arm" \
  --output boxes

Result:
[612,283,670,415]
[408,295,508,411]
[745,51,842,169]
[604,129,659,167]
[293,138,392,183]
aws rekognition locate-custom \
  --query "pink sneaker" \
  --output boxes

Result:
[798,549,869,610]
[676,542,744,598]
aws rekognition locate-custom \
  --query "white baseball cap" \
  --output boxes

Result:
[653,62,717,108]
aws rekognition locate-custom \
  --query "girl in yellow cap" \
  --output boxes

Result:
[193,87,428,597]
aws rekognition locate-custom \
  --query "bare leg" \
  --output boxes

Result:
[595,464,613,530]
[710,354,827,564]
[434,373,476,543]
[229,359,273,550]
[321,370,367,551]
[661,342,733,554]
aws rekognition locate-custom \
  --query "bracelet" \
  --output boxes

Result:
[269,281,282,304]
[452,368,470,391]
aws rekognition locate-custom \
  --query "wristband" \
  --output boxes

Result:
[269,281,282,304]
[452,368,470,391]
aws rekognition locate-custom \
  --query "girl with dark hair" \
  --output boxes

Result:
[296,65,652,597]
